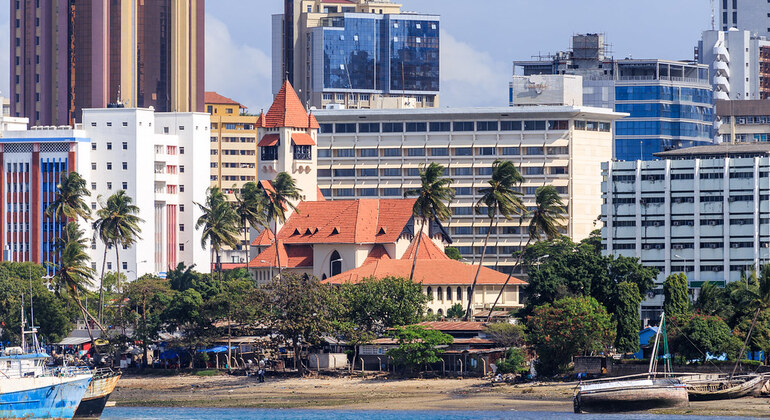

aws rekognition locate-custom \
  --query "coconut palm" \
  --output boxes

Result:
[403,163,454,282]
[233,182,269,278]
[196,187,240,282]
[45,171,91,240]
[92,190,143,322]
[465,160,525,320]
[260,173,302,277]
[486,185,566,320]
[731,264,770,378]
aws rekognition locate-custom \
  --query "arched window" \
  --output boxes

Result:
[457,286,462,301]
[427,308,433,315]
[437,287,443,301]
[426,286,433,300]
[446,287,452,301]
[330,250,342,276]
[437,308,444,317]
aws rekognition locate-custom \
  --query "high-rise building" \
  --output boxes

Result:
[0,107,211,277]
[273,0,439,110]
[515,34,714,161]
[312,105,626,274]
[718,0,770,34]
[698,29,770,102]
[9,0,204,127]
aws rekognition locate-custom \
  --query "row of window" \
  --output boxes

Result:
[318,146,569,158]
[613,171,770,182]
[453,226,524,235]
[211,137,256,143]
[213,149,256,156]
[319,166,568,178]
[211,123,255,131]
[92,142,129,151]
[614,241,764,250]
[611,194,769,204]
[611,218,770,227]
[319,120,576,134]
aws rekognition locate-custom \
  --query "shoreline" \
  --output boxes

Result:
[111,373,770,417]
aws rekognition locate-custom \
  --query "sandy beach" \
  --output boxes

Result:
[111,372,770,417]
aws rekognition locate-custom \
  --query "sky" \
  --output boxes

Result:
[0,1,712,111]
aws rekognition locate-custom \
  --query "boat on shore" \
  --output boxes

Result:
[73,368,122,418]
[682,373,769,401]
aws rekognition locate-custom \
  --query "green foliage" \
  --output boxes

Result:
[670,314,740,361]
[446,303,465,319]
[733,308,770,355]
[45,171,91,224]
[664,273,691,319]
[123,275,173,364]
[614,282,642,353]
[444,247,462,261]
[404,162,455,224]
[196,187,240,254]
[528,185,566,241]
[484,322,525,347]
[386,325,453,372]
[495,347,527,374]
[335,276,427,335]
[526,296,616,375]
[694,281,729,319]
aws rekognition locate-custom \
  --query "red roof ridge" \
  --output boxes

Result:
[204,91,244,108]
[262,81,319,129]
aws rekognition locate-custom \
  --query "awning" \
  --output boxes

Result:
[258,133,280,147]
[56,337,91,346]
[291,133,316,146]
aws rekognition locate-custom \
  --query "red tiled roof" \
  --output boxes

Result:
[259,180,276,195]
[258,134,280,147]
[291,132,315,146]
[214,262,248,270]
[204,91,244,108]
[249,241,313,268]
[322,259,527,286]
[275,199,415,244]
[256,81,320,129]
[401,233,450,261]
[251,229,275,247]
[364,244,391,265]
[417,321,488,332]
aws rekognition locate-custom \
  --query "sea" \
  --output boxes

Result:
[100,407,759,420]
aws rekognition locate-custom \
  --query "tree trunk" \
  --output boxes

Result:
[486,236,533,320]
[294,340,302,376]
[731,306,761,379]
[274,220,282,279]
[244,220,252,282]
[142,296,149,368]
[74,286,95,345]
[115,245,121,293]
[116,245,124,334]
[98,245,108,324]
[464,217,494,321]
[408,218,426,282]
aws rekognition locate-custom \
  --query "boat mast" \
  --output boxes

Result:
[647,312,663,378]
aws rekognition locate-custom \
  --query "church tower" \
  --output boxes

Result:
[256,81,320,208]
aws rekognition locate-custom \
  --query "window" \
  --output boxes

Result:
[359,149,377,157]
[180,204,185,212]
[548,120,569,130]
[334,169,355,177]
[358,123,380,133]
[91,142,97,151]
[525,167,544,175]
[456,187,473,195]
[383,168,401,177]
[179,243,185,251]
[382,148,401,157]
[180,165,184,173]
[476,121,498,131]
[91,202,97,210]
[91,182,97,190]
[453,121,474,131]
[91,162,97,170]
[406,168,420,176]
[318,148,332,158]
[526,147,544,155]
[180,147,184,154]
[431,147,449,156]
[478,147,496,156]
[335,123,356,133]
[406,122,427,132]
[261,146,278,161]
[106,162,112,170]
[429,121,451,132]
[106,142,112,150]
[524,120,546,130]
[107,262,112,270]
[477,167,492,175]
[122,182,128,190]
[359,168,377,176]
[453,167,472,176]
[334,188,355,197]
[179,224,185,232]
[122,122,128,127]
[179,185,184,192]
[330,250,343,276]
[382,122,404,133]
[335,148,355,157]
[122,262,128,270]
[502,147,520,156]
[406,148,425,156]
[359,188,377,196]
[122,142,128,150]
[454,147,472,156]
[318,169,332,177]
[107,182,112,190]
[382,188,401,196]
[293,145,312,160]
[320,123,333,134]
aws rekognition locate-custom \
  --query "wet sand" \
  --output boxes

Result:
[111,373,770,417]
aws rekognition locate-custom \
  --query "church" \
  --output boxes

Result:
[246,81,526,316]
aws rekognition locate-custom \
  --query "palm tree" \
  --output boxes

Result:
[54,222,105,343]
[92,190,143,322]
[486,185,566,320]
[731,264,770,378]
[260,173,302,277]
[403,163,454,282]
[45,171,91,240]
[233,182,269,278]
[465,160,525,320]
[196,187,240,280]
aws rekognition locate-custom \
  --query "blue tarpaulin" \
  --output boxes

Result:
[159,349,182,360]
[197,346,234,353]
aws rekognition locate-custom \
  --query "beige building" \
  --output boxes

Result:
[313,106,627,275]
[715,99,770,143]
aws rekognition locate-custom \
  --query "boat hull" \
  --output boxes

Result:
[686,374,769,401]
[574,382,689,413]
[73,371,121,418]
[0,374,91,419]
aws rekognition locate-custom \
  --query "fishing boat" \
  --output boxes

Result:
[684,373,768,400]
[574,312,689,413]
[73,368,122,418]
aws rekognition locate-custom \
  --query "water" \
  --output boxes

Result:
[101,407,758,420]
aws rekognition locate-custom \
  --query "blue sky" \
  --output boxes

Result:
[1,1,712,111]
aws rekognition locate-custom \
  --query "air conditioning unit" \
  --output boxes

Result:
[729,197,736,202]
[712,267,720,272]
[732,243,740,248]
[709,220,717,226]
[654,221,662,227]
[673,244,683,249]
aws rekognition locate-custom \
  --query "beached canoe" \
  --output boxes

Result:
[573,378,689,413]
[684,374,768,401]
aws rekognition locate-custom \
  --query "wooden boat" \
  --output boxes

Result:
[683,373,768,401]
[574,312,689,413]
[73,368,122,418]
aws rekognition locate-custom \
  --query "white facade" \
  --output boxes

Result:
[313,106,626,274]
[699,29,770,101]
[720,1,770,35]
[0,107,211,282]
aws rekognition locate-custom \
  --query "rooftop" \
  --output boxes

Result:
[653,143,770,159]
[312,105,626,120]
[204,92,245,108]
[257,81,320,129]
[716,99,770,117]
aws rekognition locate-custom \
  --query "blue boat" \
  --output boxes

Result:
[0,348,92,419]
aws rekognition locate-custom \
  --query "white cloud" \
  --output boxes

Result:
[205,14,272,111]
[439,29,509,107]
[0,21,9,98]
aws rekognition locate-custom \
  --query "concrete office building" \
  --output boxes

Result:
[313,105,626,273]
[0,108,211,279]
[719,0,770,35]
[716,99,770,143]
[515,34,714,161]
[273,0,439,110]
[602,143,770,321]
[9,0,204,127]
[698,29,770,101]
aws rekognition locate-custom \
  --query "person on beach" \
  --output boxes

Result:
[258,359,266,383]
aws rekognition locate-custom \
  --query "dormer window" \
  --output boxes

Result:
[293,145,311,160]
[261,146,278,161]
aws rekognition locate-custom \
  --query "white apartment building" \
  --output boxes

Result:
[602,143,770,320]
[698,29,770,102]
[0,107,211,280]
[313,106,626,274]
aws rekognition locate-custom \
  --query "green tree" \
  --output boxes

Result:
[694,281,729,319]
[45,171,91,236]
[233,182,268,276]
[265,273,333,375]
[444,247,462,261]
[123,274,172,366]
[467,160,524,319]
[487,185,567,319]
[336,276,427,335]
[664,273,691,319]
[733,308,770,363]
[196,187,240,278]
[484,322,525,348]
[495,347,527,374]
[526,296,615,375]
[386,325,453,374]
[92,190,143,321]
[403,163,454,283]
[670,314,740,362]
[614,282,642,353]
[446,303,465,319]
[260,172,302,277]
[730,264,770,373]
